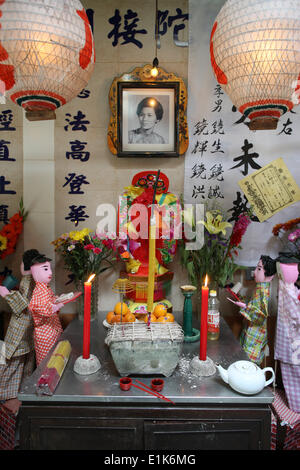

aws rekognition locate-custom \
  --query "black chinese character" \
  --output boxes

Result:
[214,85,224,99]
[64,111,90,131]
[63,173,90,194]
[212,99,223,113]
[77,89,91,99]
[159,8,188,43]
[208,163,224,181]
[191,184,205,199]
[0,140,15,161]
[278,118,293,136]
[231,139,261,176]
[0,110,16,131]
[66,140,90,162]
[65,205,89,226]
[228,191,259,222]
[211,119,225,135]
[193,119,209,136]
[191,140,208,156]
[108,9,147,48]
[208,185,224,199]
[0,176,16,194]
[190,163,206,179]
[211,138,224,154]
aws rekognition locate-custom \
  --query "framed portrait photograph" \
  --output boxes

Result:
[107,64,189,158]
[117,82,179,157]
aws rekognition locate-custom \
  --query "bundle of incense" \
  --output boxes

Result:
[36,340,71,396]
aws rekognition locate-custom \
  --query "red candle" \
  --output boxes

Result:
[82,273,95,359]
[200,275,209,361]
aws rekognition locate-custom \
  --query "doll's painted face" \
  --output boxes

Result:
[30,261,52,284]
[254,260,267,282]
[254,259,274,283]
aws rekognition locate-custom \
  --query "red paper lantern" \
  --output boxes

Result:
[0,0,95,120]
[210,0,300,130]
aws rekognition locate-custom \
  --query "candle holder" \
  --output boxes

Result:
[189,355,216,377]
[180,285,200,343]
[73,354,101,375]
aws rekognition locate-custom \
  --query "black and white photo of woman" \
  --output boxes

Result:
[128,96,168,144]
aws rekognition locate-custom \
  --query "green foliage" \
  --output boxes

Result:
[179,206,249,288]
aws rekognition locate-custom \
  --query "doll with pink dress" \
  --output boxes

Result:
[274,253,300,412]
[28,253,64,366]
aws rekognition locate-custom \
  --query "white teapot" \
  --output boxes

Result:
[216,360,275,395]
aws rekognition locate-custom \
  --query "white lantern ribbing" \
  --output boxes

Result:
[210,0,300,130]
[0,0,95,120]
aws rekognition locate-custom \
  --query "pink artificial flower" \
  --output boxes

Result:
[288,229,300,242]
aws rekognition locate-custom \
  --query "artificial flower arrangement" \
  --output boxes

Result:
[119,180,181,273]
[52,228,119,283]
[0,198,28,260]
[179,203,251,288]
[272,217,300,263]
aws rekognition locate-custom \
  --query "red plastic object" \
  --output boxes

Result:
[119,377,132,391]
[119,377,174,404]
[151,378,164,392]
[135,379,174,405]
[131,171,169,194]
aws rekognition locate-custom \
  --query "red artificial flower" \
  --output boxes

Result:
[228,213,251,250]
[10,213,23,225]
[84,244,94,250]
[1,223,16,237]
[92,247,102,254]
[0,203,27,260]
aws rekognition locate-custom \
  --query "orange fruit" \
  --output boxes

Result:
[143,313,156,323]
[111,314,121,323]
[114,302,129,316]
[106,311,116,324]
[153,303,168,318]
[124,312,136,323]
[157,316,169,323]
[165,313,174,322]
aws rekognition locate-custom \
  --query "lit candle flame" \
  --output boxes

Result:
[204,275,208,287]
[87,273,96,283]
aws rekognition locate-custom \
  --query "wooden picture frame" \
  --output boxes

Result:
[107,64,188,158]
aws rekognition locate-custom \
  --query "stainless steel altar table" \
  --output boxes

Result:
[18,317,274,450]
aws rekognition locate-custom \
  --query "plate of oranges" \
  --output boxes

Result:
[104,302,174,328]
[104,302,137,327]
[147,303,174,324]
